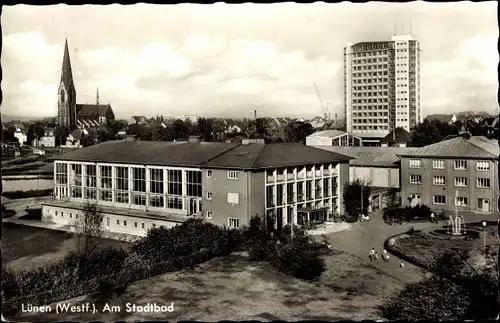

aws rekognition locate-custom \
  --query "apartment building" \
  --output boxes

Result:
[398,136,499,215]
[43,138,351,236]
[344,34,421,146]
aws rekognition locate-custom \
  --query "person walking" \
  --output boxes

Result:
[369,248,375,262]
[374,251,379,262]
[430,212,436,223]
[400,261,405,269]
[383,249,389,262]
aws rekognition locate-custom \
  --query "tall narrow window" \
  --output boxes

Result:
[149,168,164,208]
[84,165,97,200]
[99,165,112,202]
[166,169,183,209]
[186,170,202,197]
[131,167,146,206]
[69,164,82,198]
[115,166,129,204]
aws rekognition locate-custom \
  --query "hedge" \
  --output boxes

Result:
[384,233,429,269]
[20,208,42,220]
[2,189,53,199]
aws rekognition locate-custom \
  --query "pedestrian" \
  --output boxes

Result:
[374,252,379,262]
[369,248,375,262]
[430,212,436,223]
[400,261,405,269]
[383,249,389,262]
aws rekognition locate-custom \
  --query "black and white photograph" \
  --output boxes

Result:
[1,1,499,321]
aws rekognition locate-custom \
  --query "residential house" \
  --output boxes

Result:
[380,127,412,147]
[14,127,27,146]
[32,128,56,148]
[65,130,84,148]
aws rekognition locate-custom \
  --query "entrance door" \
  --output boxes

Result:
[483,199,490,212]
[188,199,197,215]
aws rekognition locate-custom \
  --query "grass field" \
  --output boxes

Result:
[2,222,132,270]
[10,251,405,321]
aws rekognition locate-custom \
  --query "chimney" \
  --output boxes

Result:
[125,135,137,142]
[254,110,257,120]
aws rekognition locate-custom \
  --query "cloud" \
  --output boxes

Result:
[1,3,498,119]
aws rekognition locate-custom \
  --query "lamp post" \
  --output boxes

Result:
[482,220,488,266]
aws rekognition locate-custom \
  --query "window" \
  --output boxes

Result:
[115,166,129,203]
[207,170,212,178]
[228,217,240,228]
[131,167,146,206]
[227,171,239,180]
[75,214,78,220]
[167,169,182,196]
[141,223,145,229]
[432,160,445,169]
[186,170,202,197]
[477,178,491,188]
[432,176,445,185]
[454,177,468,187]
[207,192,213,200]
[227,192,240,205]
[123,220,127,227]
[69,213,72,218]
[409,174,422,184]
[84,165,97,200]
[149,168,164,208]
[56,163,68,184]
[206,211,212,219]
[55,211,58,216]
[409,159,421,168]
[69,164,82,198]
[106,218,110,226]
[433,195,446,205]
[99,165,113,202]
[454,160,467,170]
[455,196,468,207]
[477,161,490,171]
[152,224,156,228]
[116,220,120,225]
[134,222,138,228]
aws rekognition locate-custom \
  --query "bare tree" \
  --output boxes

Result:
[73,201,104,255]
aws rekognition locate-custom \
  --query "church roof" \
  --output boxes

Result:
[60,38,75,92]
[76,104,112,117]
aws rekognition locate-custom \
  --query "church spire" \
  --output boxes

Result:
[60,37,75,92]
[96,87,100,106]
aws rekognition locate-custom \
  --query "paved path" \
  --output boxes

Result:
[317,212,444,284]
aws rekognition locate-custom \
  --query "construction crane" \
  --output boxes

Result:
[314,82,330,121]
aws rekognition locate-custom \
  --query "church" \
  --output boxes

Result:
[57,38,115,130]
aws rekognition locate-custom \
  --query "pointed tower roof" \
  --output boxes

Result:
[60,38,75,91]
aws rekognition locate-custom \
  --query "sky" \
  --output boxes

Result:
[2,2,498,119]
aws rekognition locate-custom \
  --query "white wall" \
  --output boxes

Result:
[349,166,400,188]
[305,137,332,146]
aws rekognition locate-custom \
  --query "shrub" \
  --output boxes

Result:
[270,238,326,280]
[2,189,53,199]
[20,208,42,220]
[132,218,236,264]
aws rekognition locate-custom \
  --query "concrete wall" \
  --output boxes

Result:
[400,157,498,214]
[42,204,179,237]
[349,166,399,188]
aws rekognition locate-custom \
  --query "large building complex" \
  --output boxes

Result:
[42,138,351,236]
[344,34,422,145]
[398,136,498,215]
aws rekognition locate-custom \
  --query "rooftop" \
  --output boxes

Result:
[56,140,352,170]
[380,127,412,144]
[397,136,499,160]
[313,146,419,167]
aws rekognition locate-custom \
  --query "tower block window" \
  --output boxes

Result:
[60,89,66,103]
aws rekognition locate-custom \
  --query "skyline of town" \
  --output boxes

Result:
[2,2,498,120]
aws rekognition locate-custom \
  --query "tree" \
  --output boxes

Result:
[73,202,104,256]
[80,134,95,147]
[131,115,142,124]
[54,126,70,147]
[196,117,214,142]
[342,179,371,216]
[2,125,16,142]
[410,119,459,147]
[27,122,45,147]
[384,186,400,212]
[255,118,268,135]
[284,121,314,143]
[172,119,190,140]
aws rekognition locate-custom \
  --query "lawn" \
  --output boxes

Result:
[394,229,499,268]
[9,251,405,321]
[2,222,132,270]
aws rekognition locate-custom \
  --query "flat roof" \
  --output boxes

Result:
[313,146,419,167]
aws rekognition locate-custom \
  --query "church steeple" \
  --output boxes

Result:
[57,36,77,129]
[96,87,100,106]
[60,37,75,92]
